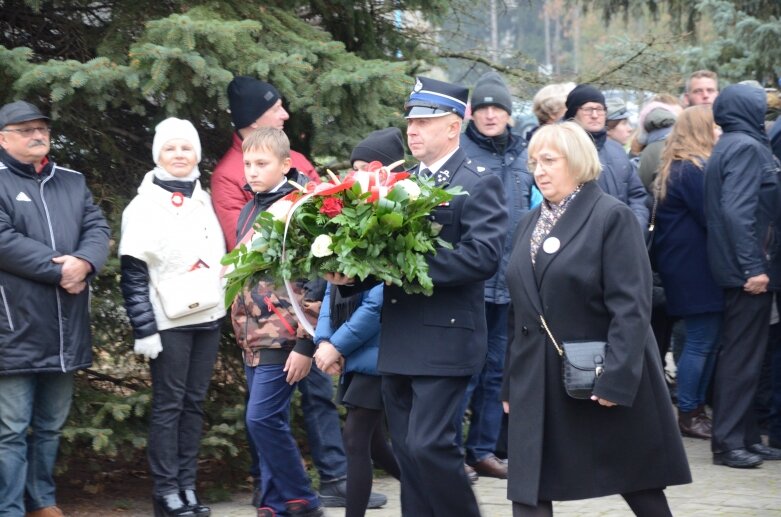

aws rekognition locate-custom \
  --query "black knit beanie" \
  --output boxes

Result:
[563,84,606,121]
[227,76,281,130]
[471,71,513,115]
[350,127,405,170]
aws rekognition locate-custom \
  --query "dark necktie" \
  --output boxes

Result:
[418,167,432,179]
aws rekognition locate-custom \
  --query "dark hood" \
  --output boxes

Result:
[713,84,768,145]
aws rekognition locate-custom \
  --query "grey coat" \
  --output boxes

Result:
[502,181,690,505]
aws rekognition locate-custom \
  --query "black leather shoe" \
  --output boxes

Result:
[153,493,196,517]
[713,448,763,468]
[748,443,781,460]
[318,479,387,508]
[180,489,211,517]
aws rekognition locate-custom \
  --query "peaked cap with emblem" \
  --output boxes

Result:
[405,76,469,119]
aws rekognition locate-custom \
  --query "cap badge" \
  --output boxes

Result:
[413,79,423,93]
[484,96,494,102]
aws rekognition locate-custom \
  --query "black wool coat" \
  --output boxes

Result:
[502,181,691,505]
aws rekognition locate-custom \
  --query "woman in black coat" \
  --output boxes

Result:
[501,122,691,517]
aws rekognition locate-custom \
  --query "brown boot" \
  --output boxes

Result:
[679,409,711,439]
[25,506,65,517]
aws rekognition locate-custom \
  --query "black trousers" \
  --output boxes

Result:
[148,327,220,496]
[382,374,480,517]
[711,288,772,453]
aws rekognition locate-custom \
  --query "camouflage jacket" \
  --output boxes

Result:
[231,277,320,366]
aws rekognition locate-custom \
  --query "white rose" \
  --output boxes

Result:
[394,179,421,201]
[311,234,334,257]
[266,199,294,222]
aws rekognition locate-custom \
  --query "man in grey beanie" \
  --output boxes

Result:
[457,71,536,482]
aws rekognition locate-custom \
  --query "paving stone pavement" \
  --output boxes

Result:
[62,437,779,516]
[202,437,780,517]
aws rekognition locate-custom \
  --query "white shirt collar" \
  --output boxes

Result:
[419,146,459,175]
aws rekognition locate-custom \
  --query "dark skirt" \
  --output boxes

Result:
[338,372,383,410]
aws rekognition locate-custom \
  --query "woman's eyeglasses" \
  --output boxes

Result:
[527,156,564,171]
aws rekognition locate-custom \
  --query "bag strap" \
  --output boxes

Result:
[539,314,564,357]
[648,182,660,233]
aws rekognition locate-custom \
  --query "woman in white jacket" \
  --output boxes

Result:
[119,118,225,517]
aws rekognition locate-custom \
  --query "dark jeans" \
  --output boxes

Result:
[0,372,74,516]
[711,288,772,453]
[148,327,220,496]
[457,302,507,463]
[245,364,319,513]
[247,363,347,484]
[677,312,721,412]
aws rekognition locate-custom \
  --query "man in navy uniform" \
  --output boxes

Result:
[333,77,507,515]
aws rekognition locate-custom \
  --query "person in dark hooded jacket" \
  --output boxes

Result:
[565,84,649,228]
[705,83,781,468]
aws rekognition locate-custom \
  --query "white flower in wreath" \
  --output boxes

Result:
[266,199,294,222]
[311,234,334,257]
[393,179,421,201]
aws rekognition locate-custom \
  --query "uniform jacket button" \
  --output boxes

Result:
[521,326,529,336]
[390,298,398,304]
[450,318,456,324]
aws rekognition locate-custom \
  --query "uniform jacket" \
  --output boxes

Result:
[460,122,535,304]
[704,85,781,289]
[374,147,508,376]
[212,132,319,249]
[502,181,690,504]
[119,171,226,335]
[595,132,650,227]
[0,150,110,375]
[654,160,724,316]
[314,284,383,376]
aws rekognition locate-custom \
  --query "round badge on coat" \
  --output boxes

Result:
[542,237,560,254]
[171,192,184,207]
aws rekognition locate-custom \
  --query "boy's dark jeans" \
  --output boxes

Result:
[245,363,319,513]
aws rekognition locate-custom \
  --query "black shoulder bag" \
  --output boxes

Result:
[540,315,606,400]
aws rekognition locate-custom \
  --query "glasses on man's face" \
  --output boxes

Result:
[578,106,606,116]
[1,126,51,137]
[527,156,564,171]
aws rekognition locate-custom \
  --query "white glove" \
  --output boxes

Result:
[134,333,163,360]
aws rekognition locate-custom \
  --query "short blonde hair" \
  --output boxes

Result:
[528,121,602,183]
[532,82,576,124]
[241,127,290,160]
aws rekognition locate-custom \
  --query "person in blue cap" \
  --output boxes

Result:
[329,76,508,516]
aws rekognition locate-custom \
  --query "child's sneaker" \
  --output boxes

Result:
[285,499,324,517]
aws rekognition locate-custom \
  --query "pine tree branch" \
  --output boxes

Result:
[435,50,541,83]
[582,37,655,84]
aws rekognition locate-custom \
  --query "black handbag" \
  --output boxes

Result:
[540,315,607,400]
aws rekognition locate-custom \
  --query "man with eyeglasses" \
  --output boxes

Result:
[565,84,649,227]
[0,100,110,517]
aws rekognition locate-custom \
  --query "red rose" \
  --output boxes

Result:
[319,197,344,218]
